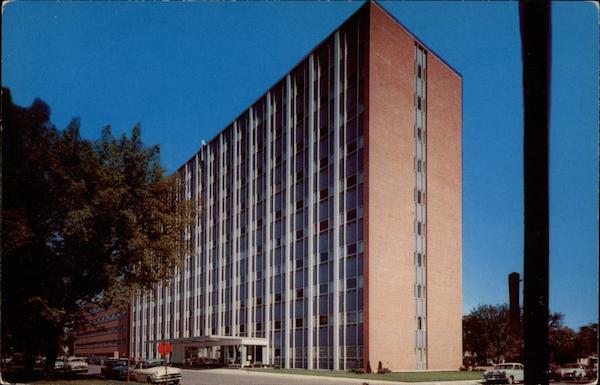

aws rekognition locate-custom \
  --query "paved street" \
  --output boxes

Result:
[179,368,483,385]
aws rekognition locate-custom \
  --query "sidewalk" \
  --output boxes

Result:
[195,368,484,385]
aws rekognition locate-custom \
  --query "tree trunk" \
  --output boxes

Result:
[43,326,62,378]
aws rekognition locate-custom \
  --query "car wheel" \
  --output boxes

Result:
[508,375,515,384]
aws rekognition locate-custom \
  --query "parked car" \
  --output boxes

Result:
[64,356,89,373]
[53,359,64,372]
[135,359,181,385]
[113,363,136,380]
[101,358,129,378]
[560,363,587,380]
[548,364,562,382]
[483,363,524,384]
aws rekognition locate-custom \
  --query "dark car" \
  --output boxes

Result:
[548,364,562,382]
[113,363,136,380]
[101,358,129,379]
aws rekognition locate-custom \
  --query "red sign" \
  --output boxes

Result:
[157,341,172,356]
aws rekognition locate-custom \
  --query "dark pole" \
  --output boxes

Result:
[519,2,551,385]
[508,272,521,338]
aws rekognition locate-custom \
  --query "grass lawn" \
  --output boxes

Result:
[248,368,484,382]
[23,381,125,385]
[2,369,124,385]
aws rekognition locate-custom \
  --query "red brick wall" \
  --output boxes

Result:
[425,54,462,370]
[365,2,417,371]
[74,308,130,358]
[364,1,462,370]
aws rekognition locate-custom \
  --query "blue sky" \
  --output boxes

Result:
[2,1,597,329]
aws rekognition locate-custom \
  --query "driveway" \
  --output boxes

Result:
[180,368,483,385]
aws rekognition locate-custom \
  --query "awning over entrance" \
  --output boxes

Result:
[168,335,268,348]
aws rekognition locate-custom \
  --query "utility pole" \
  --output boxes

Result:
[519,1,551,384]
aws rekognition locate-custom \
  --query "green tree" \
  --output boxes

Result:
[575,323,597,358]
[463,304,514,364]
[1,88,191,374]
[548,313,576,364]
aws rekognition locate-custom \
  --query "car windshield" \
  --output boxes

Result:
[496,364,513,369]
[142,360,164,368]
[69,358,85,363]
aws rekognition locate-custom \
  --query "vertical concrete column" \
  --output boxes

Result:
[284,75,293,369]
[194,154,200,336]
[333,30,341,371]
[307,53,316,370]
[232,123,239,337]
[217,135,224,336]
[264,92,272,365]
[240,345,248,367]
[247,108,255,338]
[203,146,210,335]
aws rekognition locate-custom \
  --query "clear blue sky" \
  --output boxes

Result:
[3,1,597,329]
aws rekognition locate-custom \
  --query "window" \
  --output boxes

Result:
[256,297,262,306]
[320,252,328,262]
[275,293,282,302]
[296,289,304,299]
[275,320,281,329]
[275,348,281,357]
[417,316,423,330]
[417,65,422,79]
[417,96,422,110]
[295,318,303,328]
[319,315,328,326]
[256,323,262,332]
[296,259,303,269]
[417,190,422,204]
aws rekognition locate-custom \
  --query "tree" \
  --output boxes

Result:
[548,313,576,364]
[463,304,515,364]
[1,88,191,374]
[575,323,597,358]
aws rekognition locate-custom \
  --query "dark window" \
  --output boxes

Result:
[256,323,262,332]
[275,320,281,329]
[320,252,328,262]
[275,293,282,302]
[295,318,303,328]
[256,297,263,306]
[296,289,304,299]
[347,209,357,221]
[319,315,328,326]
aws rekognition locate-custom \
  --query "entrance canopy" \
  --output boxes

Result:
[169,335,268,348]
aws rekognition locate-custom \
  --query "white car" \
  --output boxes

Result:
[64,356,89,373]
[483,363,524,384]
[560,363,587,380]
[135,359,181,384]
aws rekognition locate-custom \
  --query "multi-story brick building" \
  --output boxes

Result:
[74,307,129,359]
[132,0,461,370]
